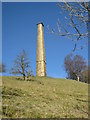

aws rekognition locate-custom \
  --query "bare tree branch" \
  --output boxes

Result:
[47,2,89,51]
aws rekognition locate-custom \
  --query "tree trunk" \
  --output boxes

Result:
[77,76,79,82]
[23,74,25,80]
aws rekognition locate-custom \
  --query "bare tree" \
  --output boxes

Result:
[64,54,88,82]
[10,50,32,80]
[47,2,90,51]
[81,69,88,83]
[0,63,6,73]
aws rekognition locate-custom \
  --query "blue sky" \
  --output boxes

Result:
[2,2,88,78]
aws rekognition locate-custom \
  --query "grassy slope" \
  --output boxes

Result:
[2,76,88,118]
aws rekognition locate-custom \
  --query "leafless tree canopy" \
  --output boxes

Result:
[10,50,32,80]
[64,54,88,82]
[47,2,90,51]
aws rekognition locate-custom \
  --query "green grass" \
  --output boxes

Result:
[2,76,88,118]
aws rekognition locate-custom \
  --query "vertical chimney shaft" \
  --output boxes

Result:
[36,22,47,76]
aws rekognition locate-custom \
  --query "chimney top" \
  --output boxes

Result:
[37,22,44,27]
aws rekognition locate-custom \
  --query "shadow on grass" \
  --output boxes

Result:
[27,78,44,85]
[76,98,88,103]
[16,77,24,81]
[2,86,24,98]
[14,77,45,85]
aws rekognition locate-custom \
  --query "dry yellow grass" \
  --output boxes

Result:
[2,76,88,118]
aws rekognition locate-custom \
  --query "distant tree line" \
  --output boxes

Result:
[64,54,88,83]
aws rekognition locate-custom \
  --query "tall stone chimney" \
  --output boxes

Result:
[36,22,47,76]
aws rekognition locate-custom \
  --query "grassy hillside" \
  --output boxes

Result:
[2,76,88,118]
